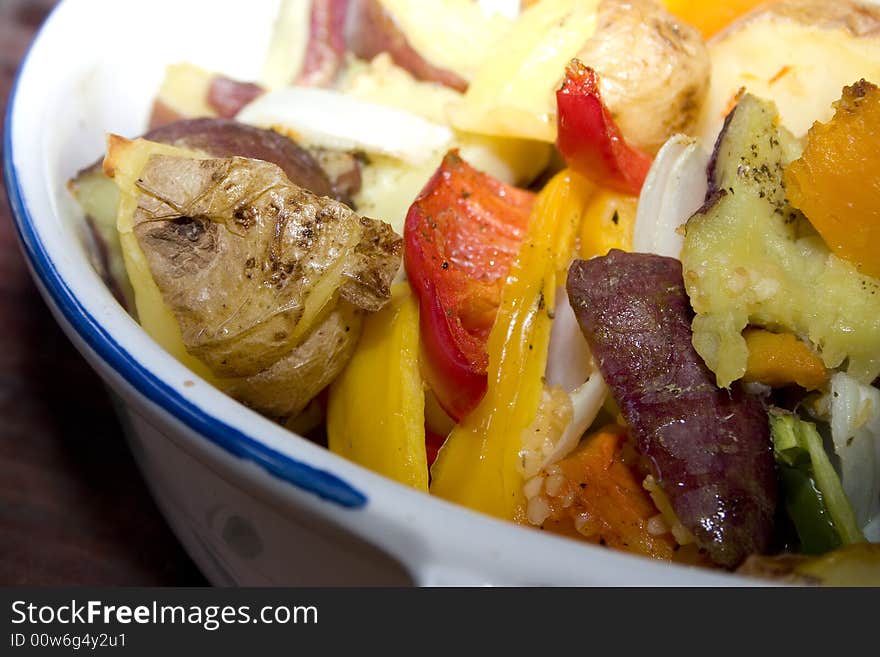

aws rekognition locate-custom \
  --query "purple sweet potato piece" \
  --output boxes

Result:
[206,76,265,119]
[144,118,340,202]
[566,250,777,567]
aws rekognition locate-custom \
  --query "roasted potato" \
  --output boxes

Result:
[103,136,401,419]
[225,302,364,420]
[148,62,263,130]
[68,166,135,308]
[146,118,339,202]
[696,0,880,144]
[577,0,710,154]
[148,62,217,129]
[451,0,709,153]
[69,119,345,312]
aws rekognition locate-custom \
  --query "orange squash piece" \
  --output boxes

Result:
[742,328,829,391]
[785,80,880,280]
[540,426,676,560]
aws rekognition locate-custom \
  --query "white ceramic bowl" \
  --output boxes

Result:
[5,0,751,586]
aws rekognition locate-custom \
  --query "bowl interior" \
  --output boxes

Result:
[6,0,761,586]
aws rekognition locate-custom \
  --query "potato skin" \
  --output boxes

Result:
[76,119,340,205]
[130,152,401,379]
[579,0,710,154]
[347,0,473,91]
[70,119,350,315]
[104,137,402,421]
[226,302,364,420]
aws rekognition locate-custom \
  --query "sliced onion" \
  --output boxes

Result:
[633,134,709,259]
[236,87,453,164]
[541,287,609,468]
[828,372,880,531]
[545,287,593,392]
[540,372,608,470]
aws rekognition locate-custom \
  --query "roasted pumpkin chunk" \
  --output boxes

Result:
[743,328,829,391]
[535,426,676,561]
[785,80,880,279]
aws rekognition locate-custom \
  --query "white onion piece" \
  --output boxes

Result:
[633,134,709,259]
[236,87,453,164]
[540,372,608,470]
[828,372,880,531]
[540,287,609,469]
[545,287,593,392]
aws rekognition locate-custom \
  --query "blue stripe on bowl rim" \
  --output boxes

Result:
[1,12,367,510]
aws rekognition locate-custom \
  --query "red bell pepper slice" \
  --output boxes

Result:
[404,151,535,422]
[556,59,653,196]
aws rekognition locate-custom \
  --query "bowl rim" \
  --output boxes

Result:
[3,0,766,587]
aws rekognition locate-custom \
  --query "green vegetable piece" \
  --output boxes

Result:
[777,466,841,555]
[770,412,865,548]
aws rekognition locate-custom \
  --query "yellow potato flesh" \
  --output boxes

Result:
[106,136,219,384]
[698,18,880,144]
[377,0,514,82]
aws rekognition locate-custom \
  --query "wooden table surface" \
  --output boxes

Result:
[0,0,206,586]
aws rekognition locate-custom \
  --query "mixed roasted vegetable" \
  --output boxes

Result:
[69,0,880,583]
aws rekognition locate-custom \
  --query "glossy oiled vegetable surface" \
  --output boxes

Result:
[404,151,534,421]
[430,170,591,521]
[567,251,777,567]
[327,283,428,490]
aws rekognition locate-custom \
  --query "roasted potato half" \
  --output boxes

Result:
[69,119,345,312]
[577,0,710,154]
[451,0,709,152]
[696,0,880,144]
[103,136,401,421]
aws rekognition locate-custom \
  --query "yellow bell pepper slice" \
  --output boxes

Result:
[578,190,637,260]
[327,283,428,491]
[429,170,593,520]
